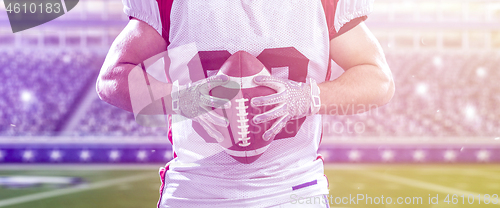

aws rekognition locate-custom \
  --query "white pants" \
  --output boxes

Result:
[268,195,330,208]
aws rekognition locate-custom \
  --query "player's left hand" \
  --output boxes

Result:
[250,76,321,141]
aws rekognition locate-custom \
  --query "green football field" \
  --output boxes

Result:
[0,164,499,208]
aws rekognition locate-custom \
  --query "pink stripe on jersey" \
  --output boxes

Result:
[156,0,174,45]
[157,163,170,208]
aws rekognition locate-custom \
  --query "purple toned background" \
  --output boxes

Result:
[0,0,499,163]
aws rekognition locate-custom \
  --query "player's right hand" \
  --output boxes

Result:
[171,75,231,142]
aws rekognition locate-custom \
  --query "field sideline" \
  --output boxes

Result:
[0,164,499,207]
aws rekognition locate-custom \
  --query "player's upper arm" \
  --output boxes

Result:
[322,0,383,70]
[103,0,166,68]
[329,22,388,74]
[101,18,166,69]
[329,22,394,106]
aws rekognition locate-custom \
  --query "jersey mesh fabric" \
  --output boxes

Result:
[164,1,329,206]
[122,0,162,36]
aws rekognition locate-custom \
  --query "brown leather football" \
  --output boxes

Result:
[210,51,277,164]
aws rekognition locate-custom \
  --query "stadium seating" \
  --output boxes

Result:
[73,98,169,137]
[323,50,500,137]
[0,50,101,136]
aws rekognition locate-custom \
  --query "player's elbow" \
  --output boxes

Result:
[96,65,133,112]
[379,76,395,106]
[374,65,395,107]
[95,73,114,104]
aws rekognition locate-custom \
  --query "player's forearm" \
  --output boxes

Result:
[96,63,173,115]
[318,63,394,115]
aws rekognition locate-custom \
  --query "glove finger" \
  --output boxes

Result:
[251,91,285,107]
[199,75,230,94]
[262,114,291,141]
[253,103,287,124]
[253,75,286,92]
[201,105,229,127]
[200,94,231,109]
[195,116,224,143]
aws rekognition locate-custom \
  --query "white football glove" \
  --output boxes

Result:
[251,76,321,141]
[171,75,232,142]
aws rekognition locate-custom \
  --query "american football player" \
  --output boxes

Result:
[96,0,394,207]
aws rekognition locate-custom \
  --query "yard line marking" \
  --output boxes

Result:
[355,171,500,206]
[0,173,155,207]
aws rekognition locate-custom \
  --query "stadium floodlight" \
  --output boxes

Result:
[109,150,120,162]
[432,56,442,67]
[136,150,148,161]
[348,150,361,162]
[476,150,491,162]
[20,90,34,103]
[413,150,425,162]
[443,150,457,162]
[416,83,428,95]
[464,105,477,120]
[80,150,90,161]
[22,150,34,162]
[381,150,395,162]
[476,67,487,78]
[50,150,63,161]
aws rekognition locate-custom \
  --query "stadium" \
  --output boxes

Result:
[1,0,500,207]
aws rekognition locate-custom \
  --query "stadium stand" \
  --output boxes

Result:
[324,50,500,137]
[73,98,169,137]
[0,50,101,136]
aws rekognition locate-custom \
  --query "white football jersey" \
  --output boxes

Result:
[122,0,372,207]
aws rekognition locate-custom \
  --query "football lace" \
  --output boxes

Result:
[235,98,250,147]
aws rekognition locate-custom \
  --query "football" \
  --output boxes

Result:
[210,51,277,164]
